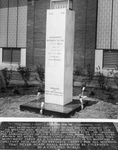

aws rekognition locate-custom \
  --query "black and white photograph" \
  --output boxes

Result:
[0,0,118,149]
[0,0,118,119]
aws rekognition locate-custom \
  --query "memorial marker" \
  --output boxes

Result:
[0,122,118,150]
[20,0,89,117]
[45,0,75,106]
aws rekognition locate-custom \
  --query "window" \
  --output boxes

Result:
[103,50,118,68]
[2,48,21,63]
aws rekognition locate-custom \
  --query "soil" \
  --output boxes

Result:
[0,86,118,119]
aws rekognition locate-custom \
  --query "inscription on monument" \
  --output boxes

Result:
[46,36,64,66]
[45,87,63,97]
[0,122,118,150]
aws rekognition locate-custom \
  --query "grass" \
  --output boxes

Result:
[0,85,118,118]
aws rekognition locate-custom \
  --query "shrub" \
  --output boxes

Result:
[0,75,5,92]
[35,65,45,83]
[89,88,95,96]
[107,92,114,100]
[114,72,118,89]
[38,84,45,93]
[1,68,12,88]
[73,66,85,76]
[86,63,94,85]
[107,65,118,89]
[106,86,113,92]
[12,87,20,95]
[17,66,31,87]
[95,66,109,90]
[73,64,94,87]
[113,65,118,89]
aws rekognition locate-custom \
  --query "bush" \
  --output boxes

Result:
[95,66,109,90]
[107,92,114,100]
[38,84,45,93]
[89,88,95,96]
[17,66,31,87]
[114,72,118,89]
[86,63,94,85]
[0,75,5,92]
[35,65,45,83]
[73,64,94,87]
[1,68,12,88]
[107,65,118,89]
[73,66,85,76]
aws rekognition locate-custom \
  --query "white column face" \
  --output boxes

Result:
[45,9,75,106]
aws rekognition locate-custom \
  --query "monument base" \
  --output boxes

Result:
[20,98,89,118]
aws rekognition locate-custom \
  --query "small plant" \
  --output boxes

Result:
[35,65,45,83]
[38,84,45,94]
[113,65,118,89]
[106,86,113,92]
[89,88,95,96]
[0,75,5,92]
[114,72,118,89]
[107,65,118,89]
[1,68,12,88]
[73,64,94,87]
[95,66,109,90]
[107,92,114,100]
[73,66,85,76]
[17,66,31,87]
[12,87,20,95]
[85,63,94,85]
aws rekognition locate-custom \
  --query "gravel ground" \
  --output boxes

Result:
[0,94,118,119]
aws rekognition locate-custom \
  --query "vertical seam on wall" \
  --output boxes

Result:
[110,0,114,49]
[95,0,98,49]
[7,0,9,47]
[16,0,19,47]
[94,0,98,70]
[84,0,88,68]
[33,0,35,67]
[26,0,28,66]
[102,50,104,68]
[11,48,12,63]
[26,0,28,49]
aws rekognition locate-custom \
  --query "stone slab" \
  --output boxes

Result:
[0,122,118,150]
[20,98,88,118]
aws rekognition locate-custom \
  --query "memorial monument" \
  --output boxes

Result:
[45,0,75,106]
[20,0,89,117]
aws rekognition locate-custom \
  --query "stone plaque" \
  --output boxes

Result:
[45,9,75,105]
[0,122,118,150]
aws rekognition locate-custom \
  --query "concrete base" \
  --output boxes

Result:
[20,98,88,118]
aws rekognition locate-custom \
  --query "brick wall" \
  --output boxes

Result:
[97,0,118,50]
[26,0,35,68]
[73,0,97,69]
[112,0,118,49]
[97,0,112,49]
[27,0,97,70]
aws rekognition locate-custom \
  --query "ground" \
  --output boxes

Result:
[0,86,118,118]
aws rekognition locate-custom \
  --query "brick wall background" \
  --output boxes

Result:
[97,0,118,50]
[97,0,112,49]
[112,0,118,49]
[27,0,97,70]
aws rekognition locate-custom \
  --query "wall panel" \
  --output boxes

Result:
[8,0,17,47]
[17,0,27,47]
[97,0,112,49]
[112,0,118,49]
[0,0,8,47]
